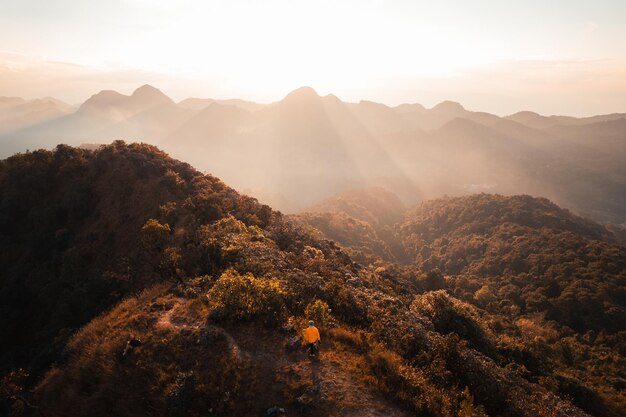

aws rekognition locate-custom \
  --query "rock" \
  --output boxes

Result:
[347,277,362,286]
[295,394,312,405]
[286,335,302,351]
[266,405,286,416]
[150,302,166,311]
[281,323,295,333]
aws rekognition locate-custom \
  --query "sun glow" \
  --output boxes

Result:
[1,0,625,113]
[1,1,516,94]
[94,1,497,95]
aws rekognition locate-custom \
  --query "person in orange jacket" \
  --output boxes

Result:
[303,320,321,357]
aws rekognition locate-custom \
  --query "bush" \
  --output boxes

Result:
[458,386,488,417]
[411,291,493,355]
[140,219,170,250]
[304,299,332,327]
[329,327,368,351]
[366,343,453,416]
[206,269,286,325]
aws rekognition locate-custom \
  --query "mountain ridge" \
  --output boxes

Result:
[1,142,624,417]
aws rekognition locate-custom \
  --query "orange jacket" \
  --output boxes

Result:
[304,326,321,344]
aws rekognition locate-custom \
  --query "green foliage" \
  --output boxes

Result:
[207,269,286,324]
[140,218,171,250]
[197,216,283,277]
[304,299,332,327]
[160,247,182,281]
[399,194,625,334]
[323,277,370,326]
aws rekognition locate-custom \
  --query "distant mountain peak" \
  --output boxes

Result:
[431,100,465,114]
[81,90,126,108]
[359,100,391,110]
[506,111,543,121]
[131,84,172,104]
[323,93,342,104]
[282,86,320,102]
[0,96,26,109]
[395,102,426,113]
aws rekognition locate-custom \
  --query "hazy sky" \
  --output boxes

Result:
[1,0,625,115]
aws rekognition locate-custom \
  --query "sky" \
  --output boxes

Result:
[1,0,626,115]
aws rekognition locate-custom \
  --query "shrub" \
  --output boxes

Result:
[140,219,171,250]
[411,291,493,355]
[329,327,368,351]
[304,299,332,327]
[458,386,488,417]
[0,369,30,417]
[206,269,286,325]
[422,268,447,291]
[366,343,453,416]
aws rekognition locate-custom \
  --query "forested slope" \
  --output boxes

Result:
[0,144,622,417]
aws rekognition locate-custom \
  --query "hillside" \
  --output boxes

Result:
[304,187,406,227]
[397,194,624,332]
[0,141,274,377]
[2,144,621,416]
[296,191,626,416]
[292,187,406,264]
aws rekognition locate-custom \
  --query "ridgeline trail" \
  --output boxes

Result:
[153,297,410,416]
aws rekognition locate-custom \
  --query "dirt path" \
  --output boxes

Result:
[153,300,410,416]
[154,298,243,361]
[155,298,202,331]
[282,351,410,417]
[227,324,412,417]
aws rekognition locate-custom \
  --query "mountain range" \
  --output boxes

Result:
[1,85,625,225]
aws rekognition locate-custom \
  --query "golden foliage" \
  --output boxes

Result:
[206,269,285,324]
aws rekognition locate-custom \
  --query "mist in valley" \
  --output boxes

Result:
[1,84,624,226]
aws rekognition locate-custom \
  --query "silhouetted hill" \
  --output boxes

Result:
[0,97,73,134]
[506,111,558,129]
[506,111,626,130]
[0,85,197,157]
[167,86,405,211]
[394,102,426,113]
[78,84,175,120]
[77,84,180,129]
[431,100,466,116]
[547,118,626,144]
